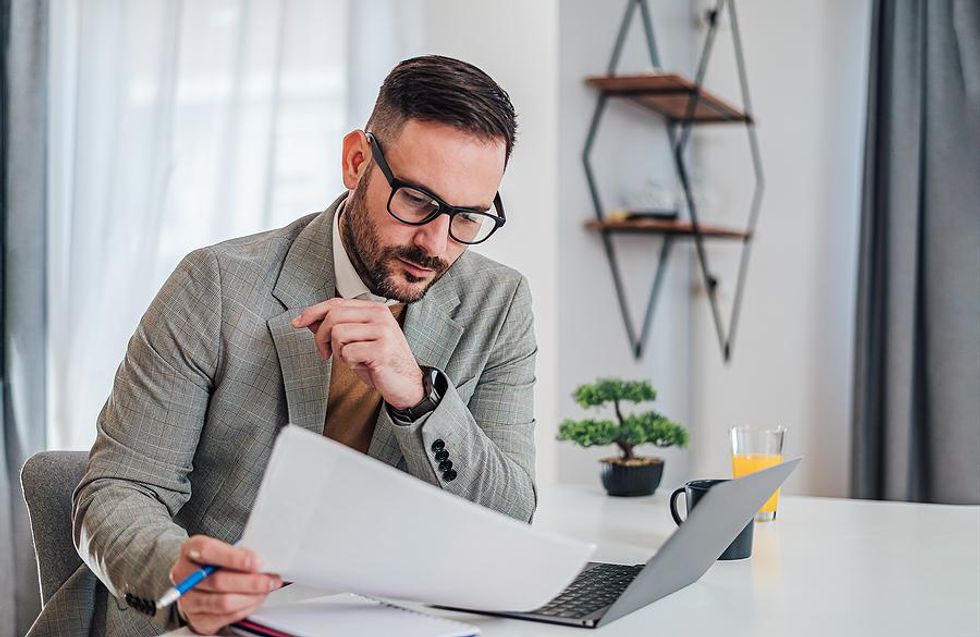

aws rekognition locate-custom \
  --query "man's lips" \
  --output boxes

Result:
[397,257,435,277]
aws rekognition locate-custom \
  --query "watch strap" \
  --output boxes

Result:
[388,366,445,422]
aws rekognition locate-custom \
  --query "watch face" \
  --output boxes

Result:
[423,366,448,396]
[406,366,442,418]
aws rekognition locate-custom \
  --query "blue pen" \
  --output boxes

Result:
[156,563,220,608]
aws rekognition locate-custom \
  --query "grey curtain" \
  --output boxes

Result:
[1,0,48,633]
[851,0,980,504]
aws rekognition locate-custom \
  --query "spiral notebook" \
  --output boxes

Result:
[227,593,479,637]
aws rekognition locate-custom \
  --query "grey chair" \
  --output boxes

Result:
[20,450,89,606]
[21,451,123,636]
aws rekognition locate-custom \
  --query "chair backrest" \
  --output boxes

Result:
[20,450,89,606]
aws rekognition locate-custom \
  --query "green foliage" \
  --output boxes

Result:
[619,412,688,448]
[572,378,657,408]
[556,418,620,447]
[558,378,688,460]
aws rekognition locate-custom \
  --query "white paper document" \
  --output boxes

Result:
[239,425,595,611]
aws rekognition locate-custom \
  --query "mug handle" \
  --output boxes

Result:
[669,487,686,526]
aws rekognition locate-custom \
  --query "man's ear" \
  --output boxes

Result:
[341,129,370,190]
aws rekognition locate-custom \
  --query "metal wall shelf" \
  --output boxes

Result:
[582,0,764,361]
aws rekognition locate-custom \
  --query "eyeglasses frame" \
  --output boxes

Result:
[364,131,506,245]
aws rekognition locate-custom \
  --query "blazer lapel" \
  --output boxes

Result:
[368,268,464,468]
[268,194,345,435]
[402,283,464,370]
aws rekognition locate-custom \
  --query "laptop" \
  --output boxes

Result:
[440,458,801,629]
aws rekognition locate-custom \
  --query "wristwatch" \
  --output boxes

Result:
[387,366,447,422]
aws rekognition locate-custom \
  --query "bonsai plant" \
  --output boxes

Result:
[558,378,688,497]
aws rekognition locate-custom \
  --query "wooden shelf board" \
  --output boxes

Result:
[586,73,751,124]
[586,218,750,240]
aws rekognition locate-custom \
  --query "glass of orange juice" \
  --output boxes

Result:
[730,426,786,522]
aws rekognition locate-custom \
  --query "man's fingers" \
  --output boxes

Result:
[306,319,323,335]
[171,561,278,592]
[180,535,260,572]
[326,324,383,360]
[336,341,376,367]
[193,571,282,594]
[289,298,337,328]
[317,305,387,330]
[293,301,393,360]
[331,323,383,344]
[179,590,266,616]
[291,298,385,328]
[313,312,385,360]
[314,319,332,360]
[179,588,272,634]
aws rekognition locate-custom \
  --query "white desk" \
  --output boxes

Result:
[173,484,980,636]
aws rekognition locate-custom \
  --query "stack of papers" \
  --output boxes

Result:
[239,425,595,611]
[229,593,478,637]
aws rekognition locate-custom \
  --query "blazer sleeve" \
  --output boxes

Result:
[71,247,222,630]
[384,274,538,523]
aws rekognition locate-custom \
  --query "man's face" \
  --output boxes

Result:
[341,119,506,303]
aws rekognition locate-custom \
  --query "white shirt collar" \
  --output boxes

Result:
[332,197,400,305]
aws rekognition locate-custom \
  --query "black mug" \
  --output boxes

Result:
[669,479,754,560]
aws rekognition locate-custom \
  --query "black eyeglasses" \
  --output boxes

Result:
[365,131,506,245]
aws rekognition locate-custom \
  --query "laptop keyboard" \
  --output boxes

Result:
[532,563,644,619]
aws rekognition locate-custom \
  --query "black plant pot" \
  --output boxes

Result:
[600,457,665,497]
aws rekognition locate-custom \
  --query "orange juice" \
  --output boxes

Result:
[732,453,784,516]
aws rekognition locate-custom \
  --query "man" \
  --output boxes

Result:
[52,56,536,636]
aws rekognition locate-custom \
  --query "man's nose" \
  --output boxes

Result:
[413,214,451,256]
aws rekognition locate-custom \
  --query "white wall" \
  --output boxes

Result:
[690,0,871,496]
[421,0,562,484]
[557,0,696,489]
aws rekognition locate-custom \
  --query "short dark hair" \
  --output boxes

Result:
[366,55,518,163]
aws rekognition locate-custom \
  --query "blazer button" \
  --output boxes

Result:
[438,460,453,472]
[431,439,445,452]
[126,593,155,616]
[443,469,458,482]
[434,449,449,462]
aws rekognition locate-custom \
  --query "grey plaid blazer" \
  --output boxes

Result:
[33,193,537,636]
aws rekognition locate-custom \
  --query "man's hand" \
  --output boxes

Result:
[171,535,283,635]
[291,298,424,409]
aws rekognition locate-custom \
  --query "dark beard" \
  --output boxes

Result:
[340,181,449,303]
